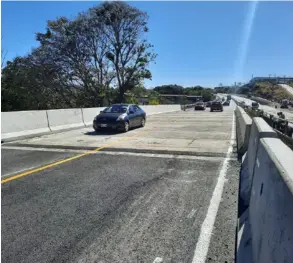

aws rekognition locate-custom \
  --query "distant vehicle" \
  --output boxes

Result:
[222,100,230,106]
[281,99,289,109]
[227,95,231,100]
[210,101,223,112]
[251,102,259,110]
[194,101,206,111]
[205,101,212,107]
[93,104,146,132]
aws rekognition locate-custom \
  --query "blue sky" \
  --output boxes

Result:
[2,1,293,88]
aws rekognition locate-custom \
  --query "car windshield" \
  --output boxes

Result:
[196,102,203,105]
[103,105,128,113]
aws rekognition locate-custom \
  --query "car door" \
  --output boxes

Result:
[128,105,136,127]
[133,105,143,126]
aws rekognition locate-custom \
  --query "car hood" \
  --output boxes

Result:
[96,113,126,120]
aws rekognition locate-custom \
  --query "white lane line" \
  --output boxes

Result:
[153,257,163,263]
[187,209,197,219]
[191,112,236,263]
[1,146,229,161]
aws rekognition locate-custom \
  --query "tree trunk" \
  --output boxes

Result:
[119,87,125,103]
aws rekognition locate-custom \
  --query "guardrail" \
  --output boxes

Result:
[181,104,197,111]
[235,111,293,263]
[232,97,293,140]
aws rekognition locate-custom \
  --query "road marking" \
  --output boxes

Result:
[191,112,236,263]
[153,257,163,263]
[2,146,229,161]
[1,166,42,179]
[1,132,144,184]
[1,146,88,154]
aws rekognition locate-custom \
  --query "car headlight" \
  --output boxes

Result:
[116,113,127,121]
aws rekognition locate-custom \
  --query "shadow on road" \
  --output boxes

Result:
[84,130,121,136]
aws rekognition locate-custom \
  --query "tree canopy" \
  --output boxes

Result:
[2,1,156,111]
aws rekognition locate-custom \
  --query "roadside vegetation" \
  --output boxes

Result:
[1,2,156,111]
[1,1,217,112]
[238,81,293,102]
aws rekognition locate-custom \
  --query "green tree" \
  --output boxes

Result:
[1,55,69,111]
[154,84,184,94]
[97,2,156,102]
[2,2,156,110]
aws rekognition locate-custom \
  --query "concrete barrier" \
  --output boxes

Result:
[82,107,105,126]
[235,106,252,157]
[1,110,50,141]
[140,105,181,115]
[1,105,181,141]
[239,118,277,208]
[47,108,85,131]
[249,138,293,263]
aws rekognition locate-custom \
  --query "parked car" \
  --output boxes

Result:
[210,101,223,112]
[222,100,230,106]
[93,104,146,132]
[194,101,206,110]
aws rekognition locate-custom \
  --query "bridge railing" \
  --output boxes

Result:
[235,107,293,263]
[232,97,293,148]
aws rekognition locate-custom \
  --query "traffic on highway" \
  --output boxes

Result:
[93,104,146,133]
[2,101,238,263]
[2,1,293,262]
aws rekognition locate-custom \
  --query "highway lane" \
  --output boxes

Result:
[1,148,77,179]
[232,94,293,121]
[2,104,239,263]
[5,109,235,156]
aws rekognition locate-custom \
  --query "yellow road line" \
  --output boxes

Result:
[1,132,143,184]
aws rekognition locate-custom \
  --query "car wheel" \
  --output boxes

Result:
[210,109,213,112]
[122,121,129,132]
[140,118,146,127]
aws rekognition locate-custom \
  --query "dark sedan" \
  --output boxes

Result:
[210,101,223,112]
[93,104,146,132]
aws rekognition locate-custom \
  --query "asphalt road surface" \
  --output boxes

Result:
[2,104,240,263]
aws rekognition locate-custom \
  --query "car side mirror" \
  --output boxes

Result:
[100,111,103,114]
[129,110,135,114]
